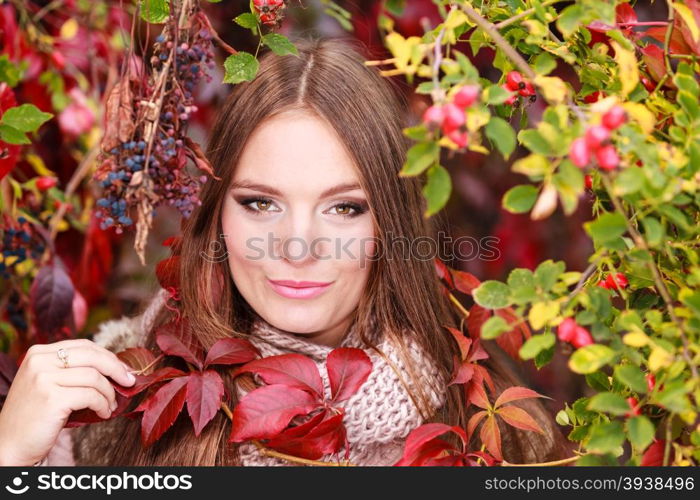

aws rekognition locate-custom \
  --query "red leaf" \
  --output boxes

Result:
[233,354,324,398]
[494,386,548,408]
[30,261,75,335]
[434,258,454,289]
[615,2,637,24]
[494,307,531,360]
[186,370,225,436]
[446,326,472,360]
[156,320,204,370]
[156,255,180,290]
[451,269,481,295]
[467,381,491,409]
[480,415,502,462]
[229,384,319,442]
[136,376,189,446]
[497,405,544,433]
[395,438,455,466]
[395,423,466,466]
[473,364,496,392]
[467,304,490,339]
[449,360,474,386]
[467,410,488,441]
[113,366,186,397]
[66,392,131,428]
[204,338,259,368]
[641,44,667,83]
[327,348,372,403]
[641,439,665,466]
[266,409,347,459]
[117,347,156,374]
[644,26,692,54]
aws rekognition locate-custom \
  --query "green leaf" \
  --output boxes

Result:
[0,124,29,145]
[0,55,21,86]
[518,129,552,156]
[481,315,510,340]
[473,280,511,309]
[484,84,512,105]
[569,344,616,374]
[586,421,624,454]
[401,142,439,176]
[223,52,259,84]
[485,117,516,159]
[626,416,655,450]
[502,185,538,214]
[234,13,258,29]
[557,4,585,38]
[262,33,299,56]
[140,0,169,24]
[614,364,648,394]
[553,160,584,215]
[422,164,451,216]
[584,212,627,245]
[534,259,564,292]
[1,104,53,133]
[533,52,556,75]
[587,392,630,416]
[519,332,555,360]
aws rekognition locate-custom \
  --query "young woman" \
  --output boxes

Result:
[0,36,570,466]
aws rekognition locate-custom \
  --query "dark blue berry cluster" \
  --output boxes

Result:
[0,216,45,280]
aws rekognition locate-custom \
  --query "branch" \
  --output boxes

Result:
[494,0,566,30]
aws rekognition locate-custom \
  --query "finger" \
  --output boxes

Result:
[59,386,112,420]
[34,346,135,387]
[53,367,118,410]
[25,338,96,355]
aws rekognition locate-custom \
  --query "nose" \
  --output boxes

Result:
[275,211,327,266]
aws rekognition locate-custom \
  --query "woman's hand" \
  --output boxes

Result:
[0,338,136,466]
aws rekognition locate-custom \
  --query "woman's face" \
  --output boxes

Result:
[221,109,376,347]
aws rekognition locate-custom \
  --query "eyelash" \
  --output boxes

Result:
[238,197,367,219]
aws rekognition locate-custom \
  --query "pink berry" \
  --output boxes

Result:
[595,145,620,170]
[502,85,518,106]
[605,272,629,290]
[584,125,611,150]
[601,105,628,130]
[569,137,591,167]
[441,103,466,134]
[447,129,469,148]
[453,85,480,109]
[422,104,445,130]
[557,318,577,343]
[572,328,593,348]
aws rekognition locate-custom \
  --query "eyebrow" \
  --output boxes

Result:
[229,180,363,199]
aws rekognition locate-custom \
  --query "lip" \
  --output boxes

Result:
[267,279,333,299]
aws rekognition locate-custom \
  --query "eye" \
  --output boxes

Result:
[239,197,280,215]
[327,202,367,219]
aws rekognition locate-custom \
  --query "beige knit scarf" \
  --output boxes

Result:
[60,289,446,466]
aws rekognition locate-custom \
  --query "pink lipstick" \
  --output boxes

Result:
[267,279,333,299]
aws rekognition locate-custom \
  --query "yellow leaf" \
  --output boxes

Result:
[465,107,489,133]
[26,153,55,177]
[610,41,639,98]
[648,346,674,371]
[60,18,79,40]
[444,8,472,29]
[623,331,649,347]
[533,75,568,104]
[528,301,560,330]
[673,3,700,43]
[530,183,558,220]
[622,102,655,135]
[385,33,422,72]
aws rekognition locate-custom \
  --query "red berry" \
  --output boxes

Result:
[595,144,620,170]
[572,327,593,348]
[605,272,629,290]
[585,125,611,150]
[602,106,628,130]
[597,279,610,289]
[453,85,480,109]
[447,129,469,148]
[569,137,591,167]
[50,51,66,70]
[441,103,466,134]
[626,397,641,416]
[501,85,518,106]
[36,176,57,191]
[505,71,525,91]
[518,81,535,97]
[584,174,593,190]
[646,373,656,392]
[422,104,445,130]
[583,91,603,104]
[641,75,656,93]
[557,317,578,343]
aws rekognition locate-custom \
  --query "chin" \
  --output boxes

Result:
[259,305,327,334]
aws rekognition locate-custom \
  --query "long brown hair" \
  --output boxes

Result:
[74,36,570,465]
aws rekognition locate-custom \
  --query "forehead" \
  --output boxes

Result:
[232,109,361,194]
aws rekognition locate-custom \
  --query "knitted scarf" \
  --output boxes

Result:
[57,289,447,466]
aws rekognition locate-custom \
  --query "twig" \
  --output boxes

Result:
[663,0,675,75]
[502,453,584,466]
[600,174,698,381]
[494,0,565,30]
